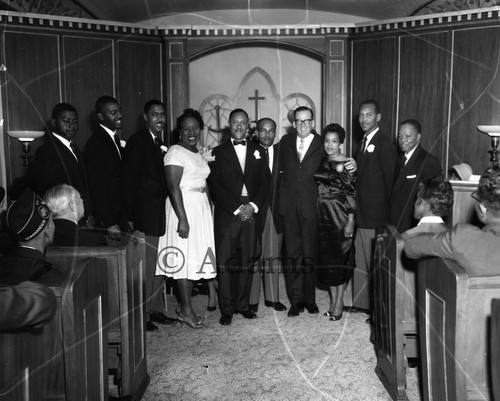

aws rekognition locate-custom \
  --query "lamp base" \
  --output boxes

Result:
[20,154,33,167]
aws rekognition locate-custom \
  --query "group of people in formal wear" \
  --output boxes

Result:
[2,94,500,337]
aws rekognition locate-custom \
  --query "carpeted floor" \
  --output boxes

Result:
[141,278,421,401]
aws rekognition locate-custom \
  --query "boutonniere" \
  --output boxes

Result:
[120,140,127,148]
[253,150,261,159]
[200,146,216,163]
[336,163,344,173]
[160,145,168,153]
[366,144,375,153]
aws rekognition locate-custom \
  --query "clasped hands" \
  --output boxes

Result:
[237,203,255,222]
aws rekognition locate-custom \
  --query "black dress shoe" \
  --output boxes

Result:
[287,305,304,317]
[109,395,132,401]
[146,320,159,331]
[150,311,176,325]
[249,303,259,312]
[304,303,319,314]
[264,300,287,311]
[219,314,232,325]
[236,310,257,319]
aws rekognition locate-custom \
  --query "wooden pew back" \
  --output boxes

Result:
[46,232,148,399]
[373,225,418,401]
[0,258,108,401]
[418,257,500,401]
[491,299,500,401]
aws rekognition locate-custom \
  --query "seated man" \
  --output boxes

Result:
[403,176,453,237]
[404,166,500,276]
[44,184,107,247]
[0,188,64,285]
[0,280,56,331]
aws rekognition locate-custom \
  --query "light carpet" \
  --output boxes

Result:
[142,279,421,401]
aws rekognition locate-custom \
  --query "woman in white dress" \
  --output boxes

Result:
[156,109,216,328]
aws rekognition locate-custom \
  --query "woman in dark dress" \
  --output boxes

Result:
[314,123,356,321]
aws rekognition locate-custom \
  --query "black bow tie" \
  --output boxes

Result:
[233,140,246,146]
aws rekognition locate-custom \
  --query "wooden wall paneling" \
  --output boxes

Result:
[449,25,500,175]
[165,38,188,144]
[61,36,114,150]
[325,37,347,151]
[350,37,398,155]
[398,31,451,171]
[2,31,60,186]
[116,40,163,140]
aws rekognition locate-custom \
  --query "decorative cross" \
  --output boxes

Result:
[248,89,265,121]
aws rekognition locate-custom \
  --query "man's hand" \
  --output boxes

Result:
[238,203,255,221]
[107,224,122,241]
[345,157,357,173]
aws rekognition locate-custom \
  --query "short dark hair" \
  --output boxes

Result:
[176,108,204,131]
[476,165,500,216]
[144,99,165,114]
[293,106,314,120]
[229,108,249,122]
[52,103,77,120]
[257,118,276,129]
[400,119,422,134]
[95,95,118,114]
[417,176,453,217]
[321,123,346,144]
[359,99,380,114]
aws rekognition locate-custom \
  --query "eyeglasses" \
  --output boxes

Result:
[471,191,481,202]
[295,119,312,126]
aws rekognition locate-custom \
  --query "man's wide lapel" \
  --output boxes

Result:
[224,140,243,175]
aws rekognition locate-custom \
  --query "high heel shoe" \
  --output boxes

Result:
[323,311,335,317]
[177,313,203,329]
[329,313,343,321]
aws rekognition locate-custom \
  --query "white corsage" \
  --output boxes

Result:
[120,140,126,148]
[366,144,375,153]
[200,146,216,163]
[254,150,261,160]
[160,145,168,153]
[336,163,344,173]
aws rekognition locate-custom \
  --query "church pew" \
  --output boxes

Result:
[0,257,108,401]
[373,225,418,401]
[418,257,500,401]
[46,232,148,400]
[491,299,500,401]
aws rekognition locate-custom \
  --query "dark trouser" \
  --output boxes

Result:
[145,235,165,316]
[352,228,375,310]
[216,215,258,316]
[282,197,318,307]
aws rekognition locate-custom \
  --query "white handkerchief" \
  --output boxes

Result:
[406,174,417,179]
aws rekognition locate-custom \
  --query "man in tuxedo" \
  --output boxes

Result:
[249,118,287,312]
[405,166,500,276]
[84,96,128,242]
[208,108,270,326]
[279,106,324,317]
[123,99,174,331]
[28,103,91,225]
[353,99,397,311]
[390,119,442,232]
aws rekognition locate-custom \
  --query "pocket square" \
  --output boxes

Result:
[406,174,417,179]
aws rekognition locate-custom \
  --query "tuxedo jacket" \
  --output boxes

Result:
[390,145,442,232]
[28,133,91,219]
[123,128,167,236]
[208,140,270,243]
[356,130,397,229]
[84,126,127,230]
[256,143,283,235]
[52,219,107,247]
[278,133,324,219]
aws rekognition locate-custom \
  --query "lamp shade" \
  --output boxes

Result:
[7,130,45,141]
[477,125,500,137]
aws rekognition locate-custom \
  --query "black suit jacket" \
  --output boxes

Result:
[52,219,107,247]
[28,133,91,220]
[278,133,324,219]
[208,140,270,244]
[123,128,167,236]
[355,130,397,229]
[256,143,283,235]
[83,126,127,230]
[389,145,442,232]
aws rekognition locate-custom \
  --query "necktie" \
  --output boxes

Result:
[263,147,270,171]
[113,133,122,158]
[69,141,79,161]
[298,139,305,162]
[360,135,367,154]
[233,139,246,146]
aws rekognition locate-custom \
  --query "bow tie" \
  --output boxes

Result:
[233,140,246,146]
